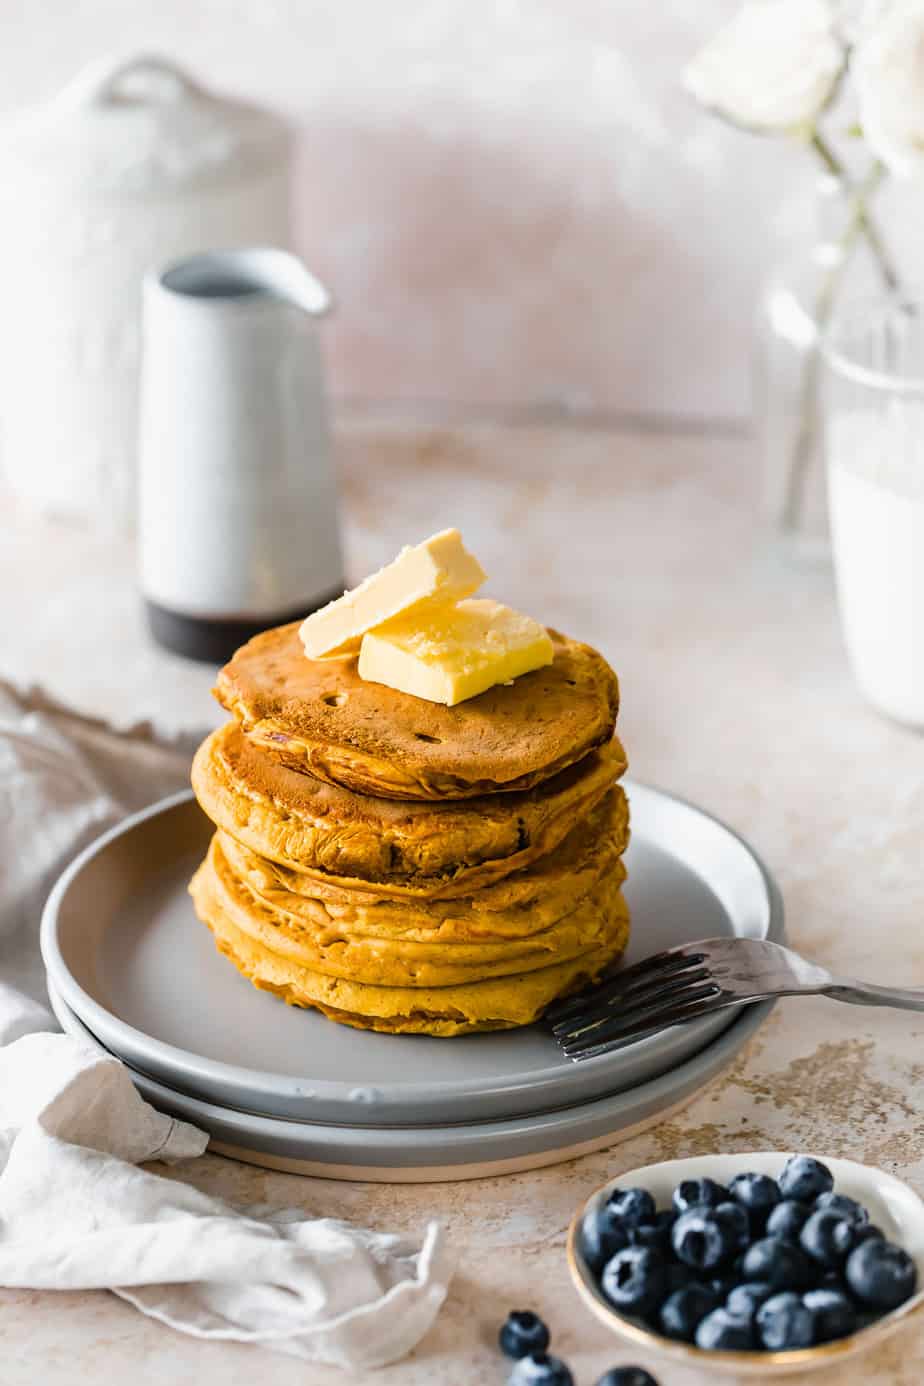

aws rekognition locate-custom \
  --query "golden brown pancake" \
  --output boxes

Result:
[195,883,631,1036]
[192,721,626,897]
[217,789,629,933]
[214,621,620,800]
[192,833,628,988]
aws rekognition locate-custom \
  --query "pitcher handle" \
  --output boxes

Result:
[58,54,203,109]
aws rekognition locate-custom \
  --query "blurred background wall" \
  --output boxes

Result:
[0,0,798,424]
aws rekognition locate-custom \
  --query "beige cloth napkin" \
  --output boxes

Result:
[0,685,453,1368]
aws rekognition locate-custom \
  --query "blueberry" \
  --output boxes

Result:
[853,1224,885,1246]
[628,1210,675,1252]
[714,1200,751,1253]
[659,1283,721,1341]
[845,1238,918,1310]
[740,1236,811,1289]
[601,1246,669,1318]
[580,1202,629,1274]
[800,1209,857,1267]
[609,1187,657,1228]
[581,1188,659,1273]
[672,1177,728,1216]
[666,1262,695,1293]
[778,1156,834,1204]
[766,1200,811,1242]
[725,1281,774,1320]
[803,1287,857,1342]
[756,1291,815,1350]
[695,1307,756,1350]
[728,1173,782,1231]
[815,1192,869,1227]
[508,1353,574,1386]
[499,1311,551,1360]
[593,1370,660,1386]
[671,1207,738,1272]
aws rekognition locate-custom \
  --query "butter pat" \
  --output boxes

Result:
[358,598,554,706]
[300,528,486,659]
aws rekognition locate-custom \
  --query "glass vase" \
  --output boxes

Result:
[754,171,898,566]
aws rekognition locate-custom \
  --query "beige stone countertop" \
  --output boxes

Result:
[4,413,924,1384]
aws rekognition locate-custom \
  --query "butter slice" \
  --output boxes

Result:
[358,598,554,706]
[300,528,486,659]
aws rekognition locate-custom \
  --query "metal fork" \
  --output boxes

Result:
[546,937,924,1062]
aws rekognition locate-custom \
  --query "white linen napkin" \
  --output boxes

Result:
[0,685,453,1368]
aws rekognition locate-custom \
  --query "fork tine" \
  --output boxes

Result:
[560,993,738,1061]
[550,964,713,1037]
[558,979,722,1052]
[545,946,707,1026]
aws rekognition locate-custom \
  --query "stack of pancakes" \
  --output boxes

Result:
[189,621,631,1036]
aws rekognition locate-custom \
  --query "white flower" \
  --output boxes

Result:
[855,0,924,176]
[834,0,891,43]
[684,0,845,133]
[842,0,892,38]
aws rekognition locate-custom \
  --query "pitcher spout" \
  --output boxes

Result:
[154,246,332,316]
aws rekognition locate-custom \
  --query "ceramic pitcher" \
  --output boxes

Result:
[138,247,345,663]
[0,54,292,531]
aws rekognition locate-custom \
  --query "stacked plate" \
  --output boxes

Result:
[41,782,782,1183]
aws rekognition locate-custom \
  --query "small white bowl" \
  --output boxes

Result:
[568,1151,924,1378]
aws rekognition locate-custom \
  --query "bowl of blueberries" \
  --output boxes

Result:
[568,1151,924,1376]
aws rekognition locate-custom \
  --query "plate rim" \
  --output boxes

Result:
[48,977,775,1152]
[41,780,784,1114]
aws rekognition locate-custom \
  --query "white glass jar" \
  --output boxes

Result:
[0,55,292,532]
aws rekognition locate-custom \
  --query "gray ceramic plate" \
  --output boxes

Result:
[48,980,775,1183]
[41,783,783,1128]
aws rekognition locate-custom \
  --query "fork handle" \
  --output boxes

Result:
[823,980,924,1011]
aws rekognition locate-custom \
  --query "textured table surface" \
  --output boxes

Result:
[4,414,924,1385]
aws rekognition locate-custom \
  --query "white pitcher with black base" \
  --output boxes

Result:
[139,247,345,664]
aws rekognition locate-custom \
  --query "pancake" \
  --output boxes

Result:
[196,887,631,1036]
[214,621,620,800]
[218,788,629,936]
[192,721,626,897]
[193,833,628,988]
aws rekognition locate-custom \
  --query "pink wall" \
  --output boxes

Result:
[0,0,794,422]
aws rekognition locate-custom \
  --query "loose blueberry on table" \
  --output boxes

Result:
[593,1370,659,1386]
[579,1155,918,1355]
[500,1311,552,1360]
[507,1353,574,1385]
[498,1309,660,1385]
